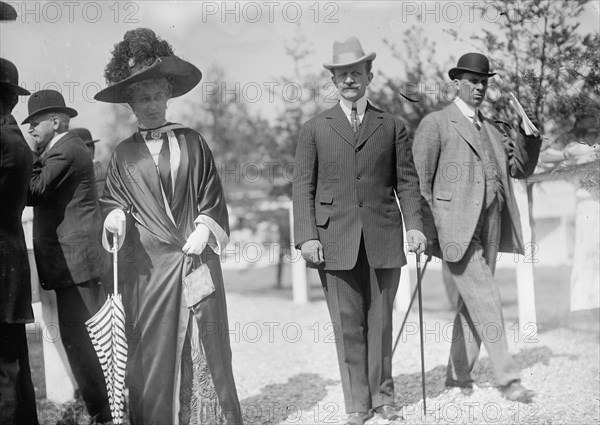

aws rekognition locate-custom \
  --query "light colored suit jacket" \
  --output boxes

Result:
[293,102,423,270]
[412,103,541,262]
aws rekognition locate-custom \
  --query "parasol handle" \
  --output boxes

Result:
[112,239,118,297]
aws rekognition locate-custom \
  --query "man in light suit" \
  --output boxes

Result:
[293,37,426,425]
[24,90,112,423]
[0,57,39,425]
[412,53,541,403]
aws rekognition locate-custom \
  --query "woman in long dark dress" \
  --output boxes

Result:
[95,28,243,425]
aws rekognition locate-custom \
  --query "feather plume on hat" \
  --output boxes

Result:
[95,27,202,103]
[104,28,174,85]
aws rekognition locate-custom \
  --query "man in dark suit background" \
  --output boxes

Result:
[293,37,426,425]
[412,53,541,403]
[70,127,105,195]
[23,90,111,423]
[0,57,39,425]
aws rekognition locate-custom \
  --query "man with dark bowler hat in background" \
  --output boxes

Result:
[23,89,111,423]
[0,57,40,425]
[71,127,99,160]
[70,127,106,194]
[293,36,426,425]
[412,52,542,403]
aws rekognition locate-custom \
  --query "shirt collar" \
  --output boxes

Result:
[45,131,68,153]
[139,122,182,140]
[454,97,479,121]
[340,96,368,116]
[138,121,169,132]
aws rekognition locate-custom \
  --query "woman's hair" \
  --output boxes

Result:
[127,77,174,102]
[104,28,174,86]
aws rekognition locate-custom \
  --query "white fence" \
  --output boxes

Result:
[23,180,581,403]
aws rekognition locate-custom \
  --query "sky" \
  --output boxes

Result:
[1,0,599,159]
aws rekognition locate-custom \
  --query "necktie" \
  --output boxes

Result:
[146,131,173,204]
[351,102,359,133]
[473,113,481,131]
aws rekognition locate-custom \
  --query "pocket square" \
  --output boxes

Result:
[182,262,215,308]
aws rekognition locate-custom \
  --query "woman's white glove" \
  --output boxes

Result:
[104,209,126,236]
[182,224,210,256]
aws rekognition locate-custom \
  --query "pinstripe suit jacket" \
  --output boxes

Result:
[293,102,423,271]
[412,103,542,262]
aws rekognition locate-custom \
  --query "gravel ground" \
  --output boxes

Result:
[225,266,600,425]
[31,265,600,424]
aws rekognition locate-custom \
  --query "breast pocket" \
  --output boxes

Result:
[319,193,333,205]
[434,190,453,210]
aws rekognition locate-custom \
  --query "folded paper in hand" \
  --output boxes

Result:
[508,92,540,137]
[182,262,215,308]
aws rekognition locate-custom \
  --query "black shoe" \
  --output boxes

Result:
[500,380,535,403]
[373,404,403,421]
[345,411,374,425]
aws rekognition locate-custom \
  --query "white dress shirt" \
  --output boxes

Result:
[340,96,368,126]
[454,97,481,127]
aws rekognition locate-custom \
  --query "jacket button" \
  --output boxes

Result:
[356,174,361,180]
[475,200,480,206]
[359,202,364,207]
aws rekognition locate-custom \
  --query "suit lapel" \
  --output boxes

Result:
[481,117,507,164]
[327,104,356,148]
[45,132,75,158]
[356,103,383,149]
[124,133,187,244]
[449,103,484,158]
[130,132,170,218]
[169,131,189,224]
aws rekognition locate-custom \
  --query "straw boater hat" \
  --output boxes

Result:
[0,57,30,96]
[95,28,202,104]
[322,36,376,70]
[21,89,78,125]
[448,53,496,80]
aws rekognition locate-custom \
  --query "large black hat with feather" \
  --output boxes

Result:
[95,28,202,103]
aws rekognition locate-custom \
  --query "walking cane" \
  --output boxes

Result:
[416,254,427,412]
[392,255,431,356]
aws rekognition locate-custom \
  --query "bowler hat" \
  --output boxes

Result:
[0,57,30,96]
[323,36,376,70]
[448,53,496,80]
[70,128,99,146]
[22,90,78,125]
[0,1,17,21]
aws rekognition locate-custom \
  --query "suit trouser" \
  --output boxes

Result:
[319,239,400,413]
[54,279,111,422]
[0,323,39,425]
[445,199,520,387]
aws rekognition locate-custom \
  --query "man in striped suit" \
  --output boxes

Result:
[293,37,426,425]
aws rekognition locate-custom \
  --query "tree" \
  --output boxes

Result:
[370,24,448,138]
[95,103,137,164]
[268,30,331,195]
[445,0,599,145]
